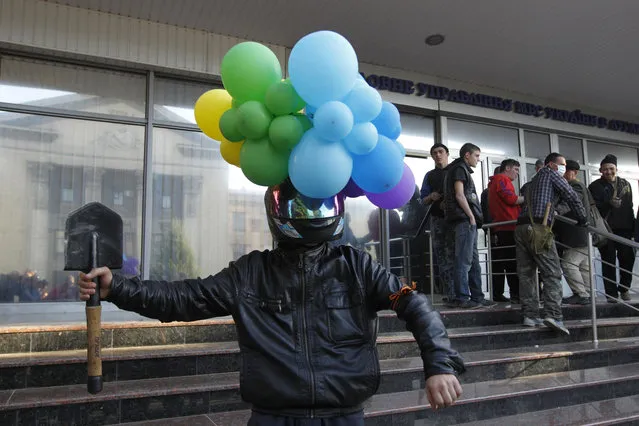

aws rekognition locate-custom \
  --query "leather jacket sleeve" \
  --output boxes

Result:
[360,251,466,378]
[105,255,246,323]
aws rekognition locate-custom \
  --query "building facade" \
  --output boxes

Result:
[1,0,638,322]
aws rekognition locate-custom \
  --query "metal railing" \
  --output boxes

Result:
[481,216,639,346]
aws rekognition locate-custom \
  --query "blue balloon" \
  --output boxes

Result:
[393,139,407,157]
[305,104,317,120]
[343,122,378,155]
[288,31,359,107]
[352,135,404,193]
[289,128,353,198]
[372,101,402,140]
[314,101,354,141]
[343,85,382,123]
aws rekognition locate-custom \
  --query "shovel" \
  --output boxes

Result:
[64,202,123,394]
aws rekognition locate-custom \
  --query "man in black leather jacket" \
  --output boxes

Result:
[79,179,465,425]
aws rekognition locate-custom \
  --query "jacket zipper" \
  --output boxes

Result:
[299,254,316,418]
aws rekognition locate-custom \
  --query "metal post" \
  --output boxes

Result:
[486,227,493,301]
[379,209,390,270]
[404,239,412,285]
[141,71,155,279]
[428,231,434,302]
[587,232,599,347]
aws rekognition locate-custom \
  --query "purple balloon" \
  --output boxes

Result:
[365,164,415,209]
[342,178,365,198]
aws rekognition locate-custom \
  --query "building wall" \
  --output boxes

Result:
[1,0,637,146]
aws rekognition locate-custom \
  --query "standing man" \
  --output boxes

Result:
[515,153,588,334]
[589,154,634,302]
[555,160,592,305]
[488,159,524,303]
[444,143,495,309]
[421,143,454,302]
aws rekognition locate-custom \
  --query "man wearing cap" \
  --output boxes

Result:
[421,143,454,302]
[515,153,588,334]
[555,160,591,305]
[589,154,634,302]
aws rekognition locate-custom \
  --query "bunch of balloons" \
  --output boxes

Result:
[194,42,311,186]
[194,30,415,210]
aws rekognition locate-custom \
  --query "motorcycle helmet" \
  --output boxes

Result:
[264,179,345,245]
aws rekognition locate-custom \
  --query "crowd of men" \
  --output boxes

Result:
[421,144,635,336]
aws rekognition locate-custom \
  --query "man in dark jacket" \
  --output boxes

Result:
[443,143,495,309]
[555,160,591,305]
[78,179,465,425]
[421,143,454,301]
[589,154,634,302]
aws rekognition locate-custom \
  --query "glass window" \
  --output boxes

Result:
[587,141,639,173]
[153,78,220,125]
[0,112,144,302]
[397,114,435,152]
[523,131,550,161]
[0,56,146,118]
[558,136,584,164]
[149,127,272,281]
[447,119,520,157]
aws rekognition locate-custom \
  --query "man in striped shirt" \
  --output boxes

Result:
[514,153,588,335]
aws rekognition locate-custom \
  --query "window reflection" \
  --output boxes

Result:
[397,114,435,152]
[0,113,144,302]
[0,56,146,118]
[154,78,219,125]
[448,119,520,157]
[149,128,272,280]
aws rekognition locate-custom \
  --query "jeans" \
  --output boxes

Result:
[431,215,455,300]
[515,225,564,320]
[561,247,591,298]
[248,411,364,426]
[453,221,484,302]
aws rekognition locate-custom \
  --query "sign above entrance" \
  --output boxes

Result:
[361,73,639,136]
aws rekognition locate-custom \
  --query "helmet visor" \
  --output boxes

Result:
[266,187,344,220]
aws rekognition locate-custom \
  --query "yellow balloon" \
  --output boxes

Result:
[194,89,232,141]
[220,140,243,167]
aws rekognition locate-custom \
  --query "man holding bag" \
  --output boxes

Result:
[514,153,588,335]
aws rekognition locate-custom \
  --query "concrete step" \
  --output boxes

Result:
[104,362,639,426]
[2,303,636,355]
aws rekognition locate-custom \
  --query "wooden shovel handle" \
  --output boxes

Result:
[86,278,103,394]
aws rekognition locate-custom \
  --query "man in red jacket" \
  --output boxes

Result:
[488,159,524,303]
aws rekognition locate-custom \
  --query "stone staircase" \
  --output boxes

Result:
[1,303,639,425]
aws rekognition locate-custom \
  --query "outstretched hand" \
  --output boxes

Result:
[426,374,463,411]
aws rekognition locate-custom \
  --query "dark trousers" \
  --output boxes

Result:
[491,230,520,299]
[249,411,364,426]
[600,236,635,297]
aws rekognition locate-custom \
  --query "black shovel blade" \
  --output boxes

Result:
[64,202,123,272]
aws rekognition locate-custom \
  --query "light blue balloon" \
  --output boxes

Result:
[289,128,353,198]
[314,101,354,141]
[343,84,383,123]
[343,123,378,155]
[352,135,404,193]
[372,101,402,140]
[393,139,407,157]
[288,31,359,107]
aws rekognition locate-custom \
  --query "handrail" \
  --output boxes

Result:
[554,215,639,250]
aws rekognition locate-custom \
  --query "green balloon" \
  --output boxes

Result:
[219,108,244,142]
[221,42,283,103]
[240,138,289,186]
[269,115,304,152]
[237,101,273,139]
[293,113,313,132]
[265,79,306,116]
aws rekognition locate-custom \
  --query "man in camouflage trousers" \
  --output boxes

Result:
[515,153,588,335]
